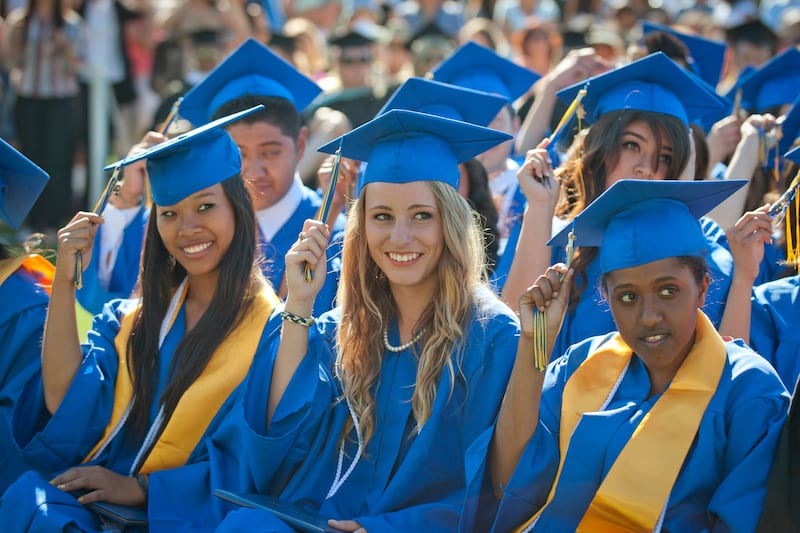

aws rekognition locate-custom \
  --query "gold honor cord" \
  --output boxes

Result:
[304,142,342,282]
[75,165,122,289]
[533,230,575,373]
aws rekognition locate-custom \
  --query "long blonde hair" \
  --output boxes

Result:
[335,181,486,447]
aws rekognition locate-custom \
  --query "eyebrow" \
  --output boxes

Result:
[611,275,679,290]
[622,130,673,152]
[367,203,438,211]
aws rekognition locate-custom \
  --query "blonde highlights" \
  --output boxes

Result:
[335,181,486,446]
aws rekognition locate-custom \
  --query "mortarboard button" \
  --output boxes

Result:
[430,41,540,103]
[180,38,322,127]
[557,52,728,125]
[104,105,263,206]
[0,138,49,229]
[378,77,508,126]
[548,179,748,273]
[316,109,512,191]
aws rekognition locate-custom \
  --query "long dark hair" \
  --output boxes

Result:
[461,158,500,273]
[126,174,262,443]
[556,109,691,308]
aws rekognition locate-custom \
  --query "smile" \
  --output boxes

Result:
[641,333,669,343]
[182,242,212,254]
[387,252,421,263]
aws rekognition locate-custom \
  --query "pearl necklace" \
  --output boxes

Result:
[383,325,425,353]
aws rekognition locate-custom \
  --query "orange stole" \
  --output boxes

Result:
[0,254,54,293]
[515,311,726,532]
[84,285,279,474]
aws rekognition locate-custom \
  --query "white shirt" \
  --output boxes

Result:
[256,175,304,242]
[83,0,125,83]
[98,203,140,290]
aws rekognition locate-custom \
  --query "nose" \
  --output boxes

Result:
[639,294,663,328]
[390,218,413,245]
[634,155,655,179]
[242,155,267,180]
[178,212,201,238]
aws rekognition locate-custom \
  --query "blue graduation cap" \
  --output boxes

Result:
[317,109,512,190]
[0,138,49,229]
[786,144,800,164]
[104,105,263,205]
[777,93,800,159]
[728,47,800,113]
[557,52,728,126]
[641,21,726,88]
[378,77,508,126]
[430,41,540,103]
[179,38,322,126]
[548,179,747,273]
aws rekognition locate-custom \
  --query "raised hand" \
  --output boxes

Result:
[55,212,104,285]
[519,263,573,344]
[517,139,561,213]
[727,205,773,284]
[284,219,331,310]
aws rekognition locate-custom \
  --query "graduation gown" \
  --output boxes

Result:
[0,255,52,490]
[461,333,788,533]
[76,205,148,315]
[257,186,344,316]
[211,287,520,532]
[0,294,282,532]
[749,275,800,390]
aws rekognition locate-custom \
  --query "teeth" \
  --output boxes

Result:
[183,242,212,254]
[388,252,419,263]
[643,334,667,342]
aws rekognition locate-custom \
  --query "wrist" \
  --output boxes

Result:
[135,473,148,504]
[280,309,315,327]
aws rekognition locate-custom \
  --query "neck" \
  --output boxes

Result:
[390,285,433,339]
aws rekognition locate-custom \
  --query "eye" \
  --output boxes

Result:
[159,210,176,218]
[198,203,214,212]
[658,286,678,297]
[659,154,673,166]
[412,211,433,221]
[619,292,637,304]
[622,141,640,152]
[261,149,281,159]
[373,212,391,221]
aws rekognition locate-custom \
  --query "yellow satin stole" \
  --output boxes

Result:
[0,254,54,292]
[515,311,726,532]
[84,285,280,474]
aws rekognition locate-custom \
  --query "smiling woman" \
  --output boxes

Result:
[0,113,283,532]
[462,179,790,532]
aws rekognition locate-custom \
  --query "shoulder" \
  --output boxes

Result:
[470,285,520,334]
[718,339,789,403]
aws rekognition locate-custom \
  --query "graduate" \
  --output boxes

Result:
[0,112,283,531]
[0,138,52,489]
[461,179,789,532]
[180,37,345,315]
[499,53,737,356]
[208,109,520,532]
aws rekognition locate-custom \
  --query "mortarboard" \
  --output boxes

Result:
[430,41,540,103]
[404,20,456,51]
[316,109,512,190]
[726,47,800,113]
[724,18,778,49]
[641,21,726,88]
[779,93,800,156]
[548,179,748,273]
[179,38,322,126]
[0,137,49,229]
[378,77,508,126]
[104,106,263,206]
[557,52,728,125]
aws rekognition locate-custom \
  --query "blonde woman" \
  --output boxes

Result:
[209,110,520,532]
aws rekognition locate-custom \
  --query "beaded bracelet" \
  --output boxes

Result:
[280,310,315,327]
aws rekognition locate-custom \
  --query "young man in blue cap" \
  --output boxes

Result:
[462,178,788,532]
[180,38,345,316]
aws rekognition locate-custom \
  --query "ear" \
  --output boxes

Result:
[697,272,711,307]
[296,125,309,161]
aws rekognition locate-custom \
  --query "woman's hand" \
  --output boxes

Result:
[519,263,573,342]
[541,47,610,93]
[727,206,773,284]
[517,140,561,213]
[284,219,331,312]
[54,212,104,284]
[51,466,146,507]
[328,519,367,532]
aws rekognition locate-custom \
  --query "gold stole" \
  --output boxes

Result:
[84,285,279,474]
[0,254,54,292]
[515,311,726,532]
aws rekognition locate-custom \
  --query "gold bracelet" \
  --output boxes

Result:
[280,310,315,327]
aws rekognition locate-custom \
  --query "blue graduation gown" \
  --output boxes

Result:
[257,186,345,316]
[214,288,520,532]
[750,275,800,390]
[0,266,50,490]
[0,298,282,532]
[76,205,148,315]
[461,334,789,533]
